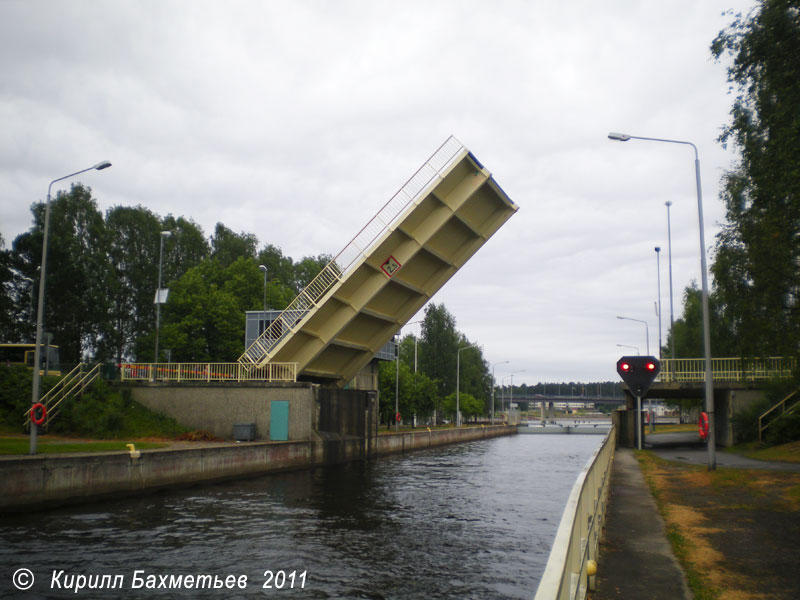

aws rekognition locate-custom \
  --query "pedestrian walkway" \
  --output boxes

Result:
[590,448,691,600]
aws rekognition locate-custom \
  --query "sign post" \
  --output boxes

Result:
[616,356,661,450]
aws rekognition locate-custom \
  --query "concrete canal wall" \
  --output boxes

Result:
[0,425,515,512]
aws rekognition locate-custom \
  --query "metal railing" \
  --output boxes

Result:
[758,389,800,442]
[24,363,100,430]
[120,362,297,383]
[534,425,616,600]
[238,135,467,368]
[659,357,796,383]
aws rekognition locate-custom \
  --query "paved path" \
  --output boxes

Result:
[591,448,691,600]
[647,432,800,472]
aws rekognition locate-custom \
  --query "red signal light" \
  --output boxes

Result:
[620,362,632,372]
[646,362,656,371]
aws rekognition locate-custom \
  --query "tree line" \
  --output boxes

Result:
[0,186,331,366]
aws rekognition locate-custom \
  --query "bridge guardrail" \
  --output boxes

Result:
[120,362,297,383]
[660,357,795,383]
[534,425,616,600]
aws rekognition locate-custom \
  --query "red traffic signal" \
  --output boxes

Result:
[616,356,661,396]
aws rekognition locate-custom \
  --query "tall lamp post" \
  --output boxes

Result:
[395,320,422,430]
[491,360,509,425]
[154,230,171,364]
[609,131,715,469]
[456,344,478,427]
[617,315,650,356]
[259,265,269,313]
[665,201,676,370]
[655,247,663,359]
[30,161,112,455]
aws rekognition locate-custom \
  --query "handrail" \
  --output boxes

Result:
[758,389,800,442]
[534,425,616,600]
[23,363,101,429]
[659,357,795,383]
[238,136,467,367]
[120,362,297,383]
[43,364,100,428]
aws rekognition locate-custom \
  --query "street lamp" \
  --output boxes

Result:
[30,160,112,454]
[395,320,422,430]
[502,370,525,418]
[609,131,716,469]
[154,230,171,365]
[456,344,478,427]
[665,200,676,369]
[617,315,650,355]
[655,247,663,359]
[259,265,268,313]
[491,360,509,425]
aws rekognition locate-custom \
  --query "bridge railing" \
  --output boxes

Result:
[120,362,297,383]
[237,136,466,368]
[534,425,616,600]
[659,357,796,383]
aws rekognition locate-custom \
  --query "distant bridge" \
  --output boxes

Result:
[504,395,625,406]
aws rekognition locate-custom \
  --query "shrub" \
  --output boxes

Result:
[764,411,800,446]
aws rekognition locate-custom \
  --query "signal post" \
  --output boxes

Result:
[616,356,661,450]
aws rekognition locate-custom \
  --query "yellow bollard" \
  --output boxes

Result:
[126,443,141,459]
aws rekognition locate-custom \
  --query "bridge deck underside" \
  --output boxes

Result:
[264,151,517,386]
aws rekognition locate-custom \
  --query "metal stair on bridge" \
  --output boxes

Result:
[758,388,800,442]
[238,136,518,386]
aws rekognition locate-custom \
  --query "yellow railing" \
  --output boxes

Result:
[659,357,796,383]
[534,425,616,600]
[24,363,100,430]
[120,362,297,383]
[758,389,800,442]
[237,135,467,368]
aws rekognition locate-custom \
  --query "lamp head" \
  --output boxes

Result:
[161,230,171,237]
[608,132,631,142]
[665,200,673,207]
[655,246,661,253]
[259,265,268,273]
[93,161,112,170]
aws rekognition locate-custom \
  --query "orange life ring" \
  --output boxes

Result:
[30,402,47,426]
[395,412,402,423]
[698,411,709,441]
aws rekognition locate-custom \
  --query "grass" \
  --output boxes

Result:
[635,451,722,600]
[725,440,800,463]
[0,437,168,455]
[648,423,698,435]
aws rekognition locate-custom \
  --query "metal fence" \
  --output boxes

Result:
[120,362,297,383]
[659,357,796,382]
[534,425,616,600]
[238,135,467,368]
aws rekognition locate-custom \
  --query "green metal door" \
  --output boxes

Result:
[270,400,289,441]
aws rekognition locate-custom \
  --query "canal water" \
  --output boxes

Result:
[1,434,601,599]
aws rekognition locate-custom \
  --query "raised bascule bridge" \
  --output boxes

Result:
[119,136,519,442]
[237,135,518,387]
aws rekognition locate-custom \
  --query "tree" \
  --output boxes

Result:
[12,184,110,364]
[293,254,334,293]
[662,283,737,359]
[211,223,258,267]
[710,1,800,357]
[0,234,19,341]
[418,303,459,399]
[100,206,164,363]
[153,261,243,362]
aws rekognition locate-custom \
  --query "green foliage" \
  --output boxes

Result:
[709,1,800,358]
[731,397,773,443]
[764,411,800,446]
[0,365,58,431]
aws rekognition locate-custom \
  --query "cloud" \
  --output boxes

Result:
[0,0,755,382]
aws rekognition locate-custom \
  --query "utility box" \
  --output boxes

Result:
[233,423,257,442]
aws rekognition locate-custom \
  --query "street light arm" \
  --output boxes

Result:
[608,132,698,159]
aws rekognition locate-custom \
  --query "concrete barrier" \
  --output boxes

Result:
[0,425,515,512]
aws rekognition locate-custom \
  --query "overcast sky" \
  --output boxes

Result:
[0,0,756,384]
